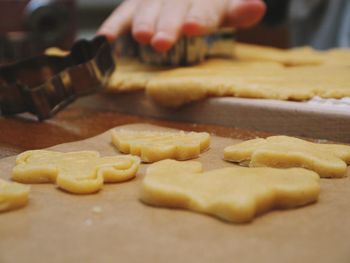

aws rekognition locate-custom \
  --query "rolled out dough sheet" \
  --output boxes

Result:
[107,43,350,108]
[0,123,349,263]
[146,61,350,107]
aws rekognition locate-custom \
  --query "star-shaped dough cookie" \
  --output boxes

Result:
[224,136,350,178]
[141,159,320,223]
[12,150,140,194]
[0,179,30,212]
[112,130,210,162]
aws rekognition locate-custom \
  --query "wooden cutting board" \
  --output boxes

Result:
[92,92,350,143]
[0,123,349,263]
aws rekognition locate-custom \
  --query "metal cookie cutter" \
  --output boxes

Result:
[0,36,115,121]
[116,28,235,66]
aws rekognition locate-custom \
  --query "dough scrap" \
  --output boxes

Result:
[112,130,210,163]
[12,150,140,194]
[0,179,30,213]
[224,136,350,178]
[141,159,320,223]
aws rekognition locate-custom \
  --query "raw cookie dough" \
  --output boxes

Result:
[108,58,170,92]
[105,42,350,107]
[146,60,350,107]
[224,136,350,178]
[141,159,320,223]
[0,179,30,213]
[12,150,140,194]
[112,130,210,163]
[234,43,326,66]
[106,42,332,93]
[234,43,350,67]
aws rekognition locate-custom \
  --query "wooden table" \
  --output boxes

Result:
[0,94,269,159]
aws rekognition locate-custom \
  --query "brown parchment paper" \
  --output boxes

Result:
[0,124,349,263]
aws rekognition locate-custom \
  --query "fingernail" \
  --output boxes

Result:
[151,32,174,52]
[133,25,154,44]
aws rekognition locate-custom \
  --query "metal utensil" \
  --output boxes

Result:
[116,28,235,66]
[0,36,115,120]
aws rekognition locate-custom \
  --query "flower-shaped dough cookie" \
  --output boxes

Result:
[141,159,320,223]
[0,179,30,212]
[224,136,350,178]
[12,150,140,194]
[112,130,210,162]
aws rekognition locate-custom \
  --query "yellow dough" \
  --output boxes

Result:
[224,136,350,178]
[141,159,320,223]
[106,43,350,107]
[12,150,140,194]
[234,43,350,67]
[147,60,350,107]
[0,179,30,213]
[112,130,210,163]
[44,47,70,56]
[108,58,169,92]
[234,43,326,66]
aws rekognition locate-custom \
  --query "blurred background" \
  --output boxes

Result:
[77,0,122,39]
[76,0,289,47]
[0,0,298,64]
[3,0,348,64]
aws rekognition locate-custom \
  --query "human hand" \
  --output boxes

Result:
[98,0,266,52]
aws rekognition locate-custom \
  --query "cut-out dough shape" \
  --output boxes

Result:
[0,179,30,213]
[224,136,350,178]
[141,160,320,223]
[112,130,210,163]
[12,150,140,194]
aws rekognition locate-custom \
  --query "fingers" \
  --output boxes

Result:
[183,0,226,36]
[225,0,266,28]
[97,0,140,41]
[132,0,163,44]
[98,0,266,51]
[151,0,190,52]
